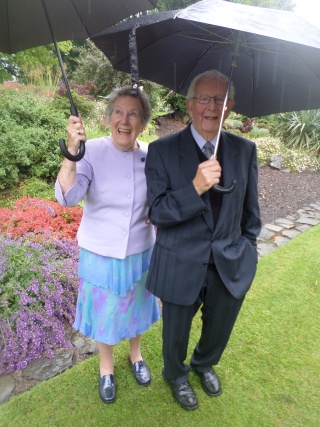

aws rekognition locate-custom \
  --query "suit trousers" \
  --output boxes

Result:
[161,266,245,383]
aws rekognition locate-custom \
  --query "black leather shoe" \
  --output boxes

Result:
[98,374,116,403]
[168,381,198,411]
[129,357,151,386]
[195,368,222,397]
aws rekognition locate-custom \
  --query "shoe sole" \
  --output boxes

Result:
[194,370,222,397]
[172,394,198,411]
[201,383,222,397]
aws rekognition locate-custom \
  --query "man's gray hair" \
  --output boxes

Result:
[186,70,235,101]
[106,85,152,126]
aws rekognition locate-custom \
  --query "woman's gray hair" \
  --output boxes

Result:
[186,70,235,101]
[106,85,152,126]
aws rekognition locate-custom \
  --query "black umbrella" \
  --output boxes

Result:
[92,0,320,117]
[0,0,158,161]
[91,0,320,192]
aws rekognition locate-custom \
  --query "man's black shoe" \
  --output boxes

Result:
[168,380,198,411]
[195,368,222,397]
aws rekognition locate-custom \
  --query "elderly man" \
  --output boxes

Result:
[145,70,261,410]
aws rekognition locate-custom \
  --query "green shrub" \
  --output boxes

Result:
[271,110,320,155]
[0,87,66,189]
[0,84,108,190]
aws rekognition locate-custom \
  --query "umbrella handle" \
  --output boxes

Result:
[58,104,86,161]
[59,139,85,162]
[213,180,237,194]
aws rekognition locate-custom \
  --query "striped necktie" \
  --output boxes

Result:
[203,141,214,159]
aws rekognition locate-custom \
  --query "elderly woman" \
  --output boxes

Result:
[55,86,160,404]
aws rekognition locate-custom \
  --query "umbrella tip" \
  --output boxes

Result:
[131,83,139,95]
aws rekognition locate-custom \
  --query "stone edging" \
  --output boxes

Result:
[257,201,320,258]
[0,330,98,404]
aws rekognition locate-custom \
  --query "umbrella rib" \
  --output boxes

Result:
[177,44,214,93]
[69,0,90,37]
[177,20,294,57]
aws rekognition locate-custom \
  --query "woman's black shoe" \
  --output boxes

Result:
[129,357,151,386]
[98,374,116,403]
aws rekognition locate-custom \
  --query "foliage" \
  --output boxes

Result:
[0,85,65,189]
[0,196,81,374]
[165,90,189,116]
[255,136,320,171]
[0,197,82,240]
[0,178,55,209]
[69,41,131,98]
[0,82,107,190]
[0,234,79,374]
[271,110,320,156]
[0,42,72,85]
[52,84,98,119]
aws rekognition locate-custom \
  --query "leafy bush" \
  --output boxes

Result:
[256,137,320,172]
[0,83,108,190]
[0,234,79,374]
[271,110,320,155]
[0,197,81,374]
[53,81,98,119]
[0,86,66,189]
[0,197,82,240]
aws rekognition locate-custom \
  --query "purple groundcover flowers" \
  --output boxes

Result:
[0,233,79,374]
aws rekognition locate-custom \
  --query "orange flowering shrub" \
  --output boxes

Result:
[0,197,82,240]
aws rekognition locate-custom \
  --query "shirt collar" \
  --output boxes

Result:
[190,124,218,150]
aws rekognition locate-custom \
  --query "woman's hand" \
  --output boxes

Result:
[66,114,87,155]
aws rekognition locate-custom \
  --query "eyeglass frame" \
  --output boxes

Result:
[191,95,229,106]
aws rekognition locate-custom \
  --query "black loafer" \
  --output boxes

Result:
[129,357,151,386]
[168,381,198,411]
[195,368,222,397]
[98,374,116,403]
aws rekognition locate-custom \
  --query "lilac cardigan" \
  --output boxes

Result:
[55,136,155,259]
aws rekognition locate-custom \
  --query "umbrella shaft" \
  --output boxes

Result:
[41,0,77,116]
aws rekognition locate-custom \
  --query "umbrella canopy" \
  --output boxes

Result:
[0,0,158,161]
[91,0,320,118]
[0,0,158,54]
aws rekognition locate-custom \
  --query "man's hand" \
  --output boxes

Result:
[193,158,221,195]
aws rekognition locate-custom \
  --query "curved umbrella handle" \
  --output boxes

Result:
[59,139,86,162]
[213,180,237,194]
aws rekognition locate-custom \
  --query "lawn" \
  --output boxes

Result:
[0,225,319,427]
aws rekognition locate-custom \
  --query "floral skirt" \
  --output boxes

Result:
[73,248,160,345]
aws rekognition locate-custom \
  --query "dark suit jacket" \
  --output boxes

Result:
[145,125,261,305]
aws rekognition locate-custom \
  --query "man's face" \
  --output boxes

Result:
[187,78,234,141]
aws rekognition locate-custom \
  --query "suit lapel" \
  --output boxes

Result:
[178,126,214,232]
[214,132,240,231]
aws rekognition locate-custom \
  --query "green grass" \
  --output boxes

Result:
[0,226,319,427]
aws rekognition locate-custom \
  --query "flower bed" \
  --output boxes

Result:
[0,198,82,374]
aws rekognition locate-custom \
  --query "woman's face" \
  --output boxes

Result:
[110,95,144,151]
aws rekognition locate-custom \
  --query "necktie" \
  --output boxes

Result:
[203,141,214,159]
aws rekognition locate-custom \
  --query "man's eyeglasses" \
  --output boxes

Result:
[192,95,226,105]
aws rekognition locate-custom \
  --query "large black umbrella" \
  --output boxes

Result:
[91,0,320,118]
[0,0,158,160]
[91,0,320,192]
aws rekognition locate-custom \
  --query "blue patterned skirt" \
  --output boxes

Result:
[73,247,160,345]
